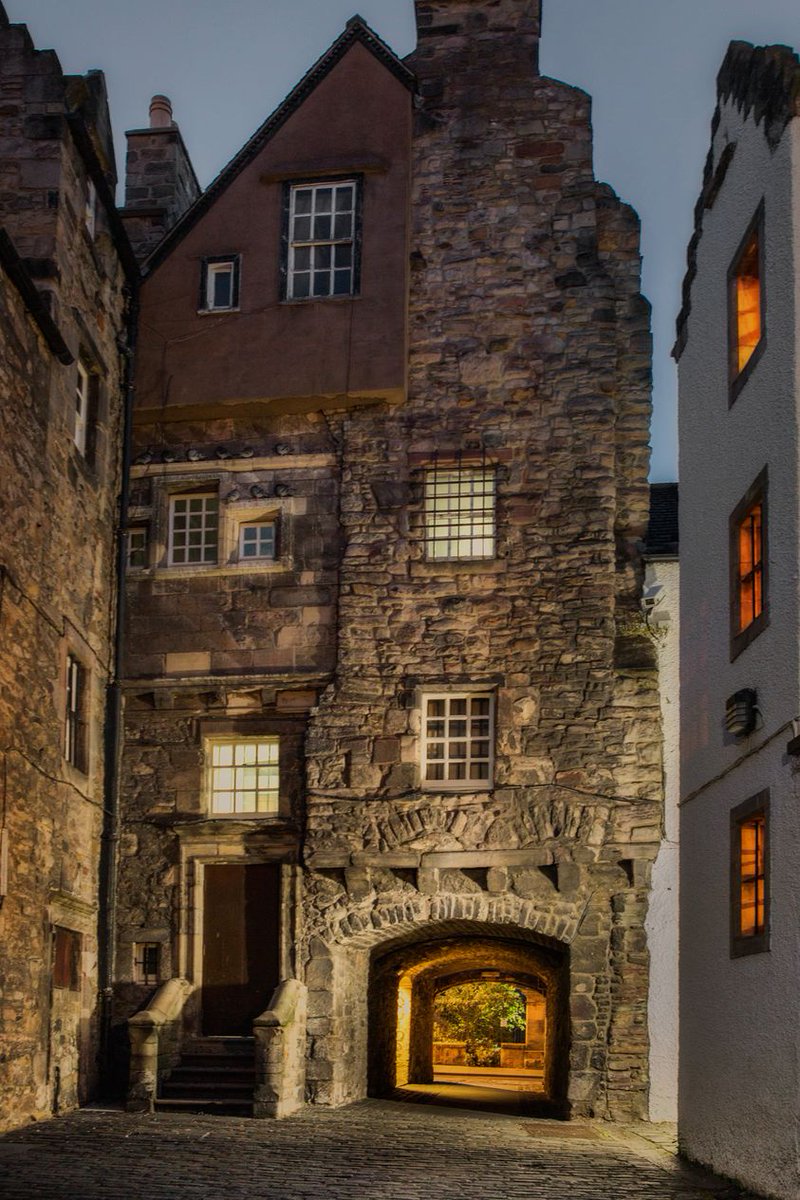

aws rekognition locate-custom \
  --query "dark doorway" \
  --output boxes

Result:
[202,863,281,1036]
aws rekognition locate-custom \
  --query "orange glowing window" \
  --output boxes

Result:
[737,502,763,631]
[738,814,766,939]
[734,235,761,372]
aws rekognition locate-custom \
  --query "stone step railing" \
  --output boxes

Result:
[253,979,307,1118]
[126,977,194,1112]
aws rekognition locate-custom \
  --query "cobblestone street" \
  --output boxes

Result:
[0,1101,759,1200]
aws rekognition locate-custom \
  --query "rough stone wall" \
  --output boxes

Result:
[302,0,660,1120]
[0,6,129,1130]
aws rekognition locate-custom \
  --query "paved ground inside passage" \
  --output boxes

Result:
[0,1100,760,1200]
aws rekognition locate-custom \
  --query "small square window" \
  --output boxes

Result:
[169,493,219,566]
[424,467,496,560]
[201,256,240,311]
[730,469,768,659]
[239,521,276,561]
[133,942,161,985]
[421,693,494,790]
[284,180,360,300]
[729,203,765,397]
[128,526,148,570]
[206,738,280,815]
[53,927,81,991]
[65,653,88,773]
[731,791,769,957]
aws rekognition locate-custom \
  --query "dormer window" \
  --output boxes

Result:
[200,256,240,312]
[284,180,359,300]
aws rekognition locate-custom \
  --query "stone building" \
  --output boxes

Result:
[115,0,664,1124]
[676,41,800,1200]
[0,5,135,1129]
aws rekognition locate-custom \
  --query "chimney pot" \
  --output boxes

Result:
[149,95,173,129]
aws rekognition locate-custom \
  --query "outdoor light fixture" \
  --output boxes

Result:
[725,688,758,737]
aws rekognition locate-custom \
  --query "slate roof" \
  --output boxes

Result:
[645,483,679,557]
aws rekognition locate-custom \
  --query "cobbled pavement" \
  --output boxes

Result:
[0,1100,762,1200]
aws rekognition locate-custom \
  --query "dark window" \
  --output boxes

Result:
[731,791,769,957]
[53,927,81,990]
[134,942,160,985]
[729,202,765,400]
[199,256,240,311]
[64,654,88,773]
[730,469,768,659]
[127,526,148,569]
[281,178,362,300]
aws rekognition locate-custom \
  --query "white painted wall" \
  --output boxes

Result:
[644,556,679,1123]
[678,90,800,1199]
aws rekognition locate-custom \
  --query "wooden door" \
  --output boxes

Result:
[202,863,281,1036]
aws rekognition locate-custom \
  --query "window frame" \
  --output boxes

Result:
[729,468,768,660]
[730,789,770,958]
[74,361,90,456]
[238,518,277,563]
[205,736,281,818]
[133,942,161,986]
[420,691,495,792]
[423,465,497,562]
[84,178,97,240]
[281,177,362,301]
[168,491,220,567]
[728,201,766,404]
[199,255,241,312]
[127,525,148,570]
[64,652,88,774]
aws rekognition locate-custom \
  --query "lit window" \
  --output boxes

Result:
[133,942,160,985]
[65,653,88,773]
[736,502,763,631]
[239,521,276,561]
[731,792,769,956]
[424,467,496,560]
[201,256,240,311]
[287,180,357,299]
[169,494,219,566]
[421,694,494,788]
[730,471,767,657]
[207,738,279,815]
[729,208,764,384]
[53,927,81,991]
[127,526,148,569]
[75,362,90,455]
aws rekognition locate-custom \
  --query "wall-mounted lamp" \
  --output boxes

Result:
[725,688,758,737]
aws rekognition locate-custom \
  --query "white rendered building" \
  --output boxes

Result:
[676,41,800,1199]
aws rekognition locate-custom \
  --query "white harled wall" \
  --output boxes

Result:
[678,93,800,1199]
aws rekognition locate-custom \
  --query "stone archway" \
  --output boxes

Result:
[367,927,570,1112]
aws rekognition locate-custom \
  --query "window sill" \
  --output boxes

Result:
[730,933,769,958]
[197,307,240,316]
[281,294,360,305]
[420,783,493,794]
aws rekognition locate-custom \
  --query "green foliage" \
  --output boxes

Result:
[433,982,526,1066]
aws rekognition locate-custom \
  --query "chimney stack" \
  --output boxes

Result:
[121,95,200,263]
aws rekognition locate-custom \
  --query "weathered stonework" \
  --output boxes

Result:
[0,3,132,1130]
[113,0,661,1124]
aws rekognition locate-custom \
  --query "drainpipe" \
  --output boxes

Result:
[97,283,138,1095]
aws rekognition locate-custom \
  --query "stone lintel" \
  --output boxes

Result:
[421,849,551,869]
[350,852,421,868]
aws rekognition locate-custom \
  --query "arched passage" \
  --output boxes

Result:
[368,927,570,1113]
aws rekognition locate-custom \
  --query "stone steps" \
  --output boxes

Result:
[158,1038,256,1116]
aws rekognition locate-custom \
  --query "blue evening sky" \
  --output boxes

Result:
[8,0,800,481]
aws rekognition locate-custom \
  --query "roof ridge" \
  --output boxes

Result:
[141,16,415,275]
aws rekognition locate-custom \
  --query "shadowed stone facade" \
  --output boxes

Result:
[0,4,134,1129]
[113,0,662,1123]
